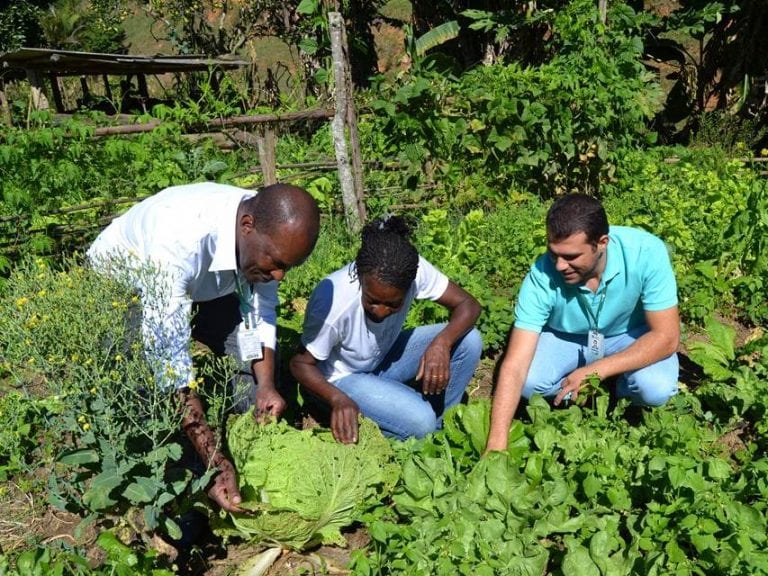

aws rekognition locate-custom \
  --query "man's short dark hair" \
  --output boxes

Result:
[546,194,609,244]
[241,183,320,238]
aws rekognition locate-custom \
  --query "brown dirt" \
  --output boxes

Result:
[0,480,90,554]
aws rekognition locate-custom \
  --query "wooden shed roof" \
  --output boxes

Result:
[0,48,250,78]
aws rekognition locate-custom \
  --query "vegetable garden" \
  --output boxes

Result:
[2,0,768,575]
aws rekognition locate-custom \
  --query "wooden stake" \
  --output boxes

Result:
[329,11,365,232]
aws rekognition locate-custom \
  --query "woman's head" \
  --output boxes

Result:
[354,215,419,322]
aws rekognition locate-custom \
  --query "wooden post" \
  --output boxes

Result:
[102,74,113,102]
[49,74,65,112]
[0,82,12,126]
[26,70,50,111]
[257,126,277,186]
[329,11,366,232]
[598,0,608,24]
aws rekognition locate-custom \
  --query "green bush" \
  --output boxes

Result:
[0,258,229,541]
[603,146,768,324]
[364,0,661,203]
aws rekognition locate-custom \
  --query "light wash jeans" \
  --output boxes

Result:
[334,323,483,440]
[522,326,678,406]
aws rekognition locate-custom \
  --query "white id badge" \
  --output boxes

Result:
[236,323,263,362]
[587,329,605,362]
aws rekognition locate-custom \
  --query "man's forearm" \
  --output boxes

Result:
[179,389,225,468]
[250,346,276,388]
[486,365,525,451]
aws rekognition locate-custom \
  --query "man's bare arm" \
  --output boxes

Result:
[486,328,540,452]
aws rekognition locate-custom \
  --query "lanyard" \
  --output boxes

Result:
[575,287,607,332]
[233,272,257,329]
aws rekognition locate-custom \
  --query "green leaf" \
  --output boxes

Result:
[296,0,319,15]
[83,469,124,510]
[58,448,99,466]
[563,539,601,576]
[164,516,182,541]
[707,458,731,480]
[123,476,161,504]
[415,21,460,57]
[583,474,601,498]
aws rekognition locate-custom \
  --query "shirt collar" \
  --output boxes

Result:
[209,191,253,273]
[596,235,621,290]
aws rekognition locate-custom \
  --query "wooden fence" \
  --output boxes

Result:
[0,12,367,260]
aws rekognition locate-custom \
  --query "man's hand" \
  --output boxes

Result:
[416,338,451,395]
[329,393,360,444]
[254,385,286,421]
[554,366,601,406]
[207,457,244,513]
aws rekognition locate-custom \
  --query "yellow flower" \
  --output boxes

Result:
[77,415,86,423]
[83,423,91,431]
[114,354,123,362]
[15,297,29,308]
[37,289,47,298]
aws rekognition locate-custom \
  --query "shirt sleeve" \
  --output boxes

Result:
[641,236,678,311]
[513,258,554,333]
[414,256,450,300]
[137,262,196,391]
[250,280,279,350]
[301,278,340,362]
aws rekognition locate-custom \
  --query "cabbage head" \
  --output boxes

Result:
[212,412,400,550]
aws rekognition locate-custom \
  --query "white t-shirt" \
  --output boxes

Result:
[301,256,449,383]
[87,182,279,390]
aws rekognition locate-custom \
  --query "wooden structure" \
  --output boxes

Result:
[0,48,250,114]
[0,14,366,235]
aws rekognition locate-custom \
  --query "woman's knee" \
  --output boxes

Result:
[457,328,483,360]
[381,408,437,440]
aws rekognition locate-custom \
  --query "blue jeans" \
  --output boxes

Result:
[522,327,678,406]
[334,324,483,440]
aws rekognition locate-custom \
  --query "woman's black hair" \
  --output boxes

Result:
[353,215,419,291]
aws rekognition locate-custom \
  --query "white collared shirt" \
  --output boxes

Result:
[301,257,449,383]
[88,182,278,389]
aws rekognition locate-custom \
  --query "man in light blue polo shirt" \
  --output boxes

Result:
[486,194,679,451]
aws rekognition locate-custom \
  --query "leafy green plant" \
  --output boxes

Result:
[0,536,174,576]
[212,413,399,550]
[0,258,229,542]
[0,391,61,482]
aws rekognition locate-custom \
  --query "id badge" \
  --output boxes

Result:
[236,323,263,363]
[586,329,605,362]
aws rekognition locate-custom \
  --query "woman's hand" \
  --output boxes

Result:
[329,393,361,444]
[417,338,451,395]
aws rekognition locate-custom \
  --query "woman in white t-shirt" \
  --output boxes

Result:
[290,216,482,443]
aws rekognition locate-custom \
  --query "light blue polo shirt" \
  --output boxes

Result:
[514,226,677,337]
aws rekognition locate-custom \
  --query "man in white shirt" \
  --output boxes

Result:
[88,181,320,512]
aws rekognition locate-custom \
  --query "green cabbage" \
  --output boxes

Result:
[212,412,400,550]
